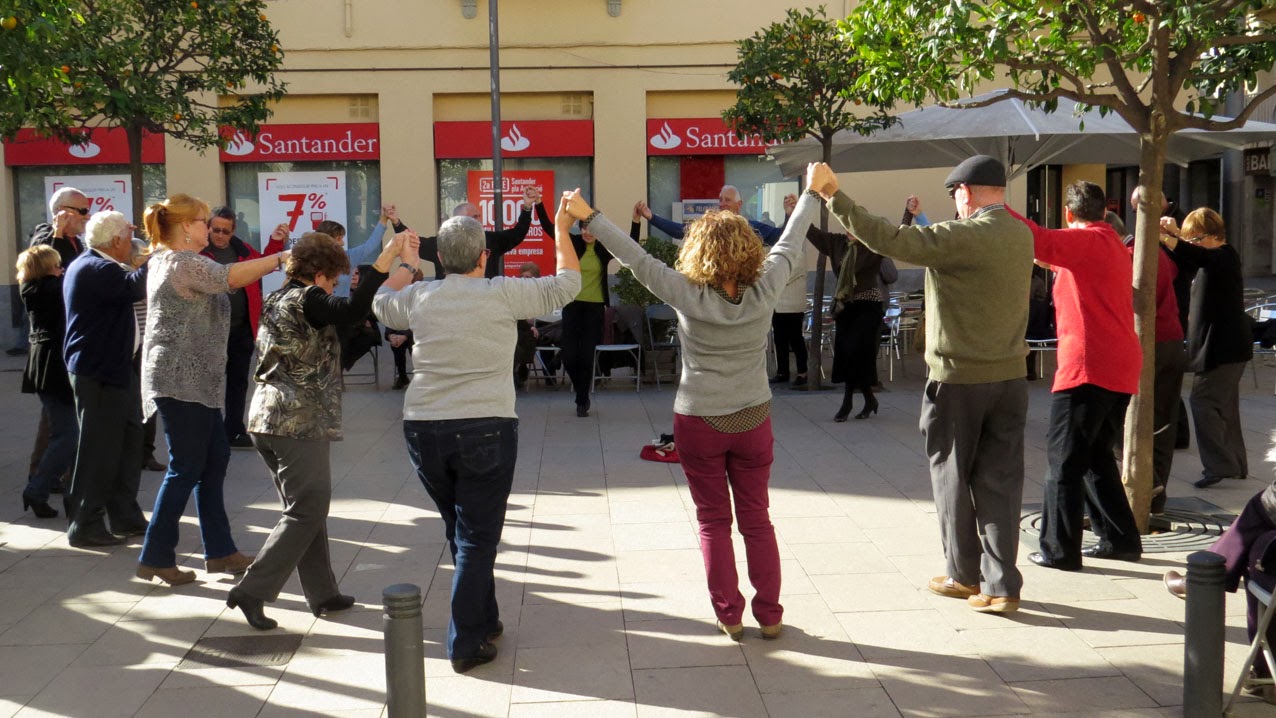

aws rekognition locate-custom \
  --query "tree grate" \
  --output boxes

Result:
[1020,498,1234,554]
[176,634,304,670]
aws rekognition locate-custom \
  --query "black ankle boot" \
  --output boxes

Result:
[22,493,59,519]
[855,388,879,420]
[312,594,356,617]
[227,587,277,630]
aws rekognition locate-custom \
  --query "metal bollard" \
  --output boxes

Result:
[383,583,426,718]
[1183,550,1225,717]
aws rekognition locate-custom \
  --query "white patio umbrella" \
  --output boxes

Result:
[768,89,1276,178]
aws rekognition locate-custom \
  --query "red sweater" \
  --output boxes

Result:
[1010,210,1141,395]
[1130,242,1185,343]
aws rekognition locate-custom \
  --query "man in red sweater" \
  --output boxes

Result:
[1010,181,1144,571]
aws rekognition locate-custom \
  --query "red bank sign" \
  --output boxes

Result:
[219,123,380,163]
[434,120,594,159]
[3,128,166,167]
[646,118,773,156]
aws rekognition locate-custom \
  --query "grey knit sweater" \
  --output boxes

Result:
[587,193,818,416]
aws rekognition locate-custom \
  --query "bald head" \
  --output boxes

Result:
[1130,186,1167,215]
[453,203,481,221]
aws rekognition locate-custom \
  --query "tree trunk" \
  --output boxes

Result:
[807,135,834,390]
[126,122,145,227]
[1121,134,1167,534]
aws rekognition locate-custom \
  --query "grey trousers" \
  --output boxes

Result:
[1191,360,1249,480]
[237,435,340,609]
[920,378,1028,598]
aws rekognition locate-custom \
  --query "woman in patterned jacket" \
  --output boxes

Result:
[225,230,417,630]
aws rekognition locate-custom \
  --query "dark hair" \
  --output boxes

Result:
[1064,181,1106,223]
[287,232,351,281]
[315,220,346,238]
[210,206,236,224]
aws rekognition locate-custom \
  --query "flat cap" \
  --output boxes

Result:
[944,154,1006,188]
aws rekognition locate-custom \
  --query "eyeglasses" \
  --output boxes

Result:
[946,184,964,199]
[210,227,233,235]
[63,206,90,216]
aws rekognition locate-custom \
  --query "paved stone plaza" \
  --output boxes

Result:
[3,348,1276,718]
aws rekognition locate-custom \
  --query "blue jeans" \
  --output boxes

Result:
[24,393,78,502]
[139,398,237,568]
[404,417,517,659]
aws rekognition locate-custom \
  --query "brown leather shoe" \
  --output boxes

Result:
[760,622,783,640]
[716,620,744,642]
[929,576,979,598]
[1164,570,1186,600]
[136,565,196,586]
[968,594,1020,614]
[206,552,254,574]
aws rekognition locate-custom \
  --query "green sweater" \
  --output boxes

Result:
[828,191,1032,384]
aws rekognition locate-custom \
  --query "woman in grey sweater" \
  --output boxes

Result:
[560,166,820,641]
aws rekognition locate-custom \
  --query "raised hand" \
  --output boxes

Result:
[806,163,838,198]
[564,189,593,221]
[635,200,653,220]
[905,195,921,215]
[782,194,797,216]
[270,223,290,244]
[396,229,420,267]
[523,186,542,208]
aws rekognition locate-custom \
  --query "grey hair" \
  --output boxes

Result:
[719,185,740,201]
[85,210,130,248]
[437,216,485,274]
[48,186,86,218]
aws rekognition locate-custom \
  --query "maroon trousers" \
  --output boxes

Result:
[673,413,782,627]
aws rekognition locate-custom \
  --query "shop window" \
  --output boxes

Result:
[643,155,795,240]
[437,157,593,225]
[224,160,381,251]
[13,164,167,246]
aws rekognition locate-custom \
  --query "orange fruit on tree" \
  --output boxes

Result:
[1133,12,1145,23]
[174,113,182,121]
[60,65,71,74]
[1,16,17,31]
[190,1,198,8]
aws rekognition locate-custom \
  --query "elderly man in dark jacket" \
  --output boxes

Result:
[62,210,150,547]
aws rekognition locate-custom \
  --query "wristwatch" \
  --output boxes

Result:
[397,262,415,273]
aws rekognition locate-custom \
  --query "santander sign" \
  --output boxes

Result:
[219,123,380,163]
[646,118,773,156]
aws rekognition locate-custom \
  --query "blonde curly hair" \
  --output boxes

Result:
[674,211,764,288]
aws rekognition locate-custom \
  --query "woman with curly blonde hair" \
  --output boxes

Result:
[559,164,824,642]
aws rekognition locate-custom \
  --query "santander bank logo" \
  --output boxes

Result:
[649,122,682,150]
[67,141,102,159]
[500,124,531,152]
[223,130,256,157]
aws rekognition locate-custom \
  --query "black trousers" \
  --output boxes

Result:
[1151,341,1186,511]
[223,321,255,439]
[561,301,605,406]
[770,312,808,379]
[389,331,414,377]
[831,300,883,388]
[1038,384,1142,563]
[66,373,147,537]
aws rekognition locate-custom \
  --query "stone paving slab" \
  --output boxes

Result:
[2,349,1276,716]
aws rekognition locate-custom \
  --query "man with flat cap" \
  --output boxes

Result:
[806,156,1033,614]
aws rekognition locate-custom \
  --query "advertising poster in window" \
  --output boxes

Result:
[257,171,347,293]
[466,170,555,277]
[43,175,133,223]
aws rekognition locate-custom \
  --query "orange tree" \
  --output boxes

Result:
[723,6,896,391]
[0,0,286,221]
[843,0,1276,529]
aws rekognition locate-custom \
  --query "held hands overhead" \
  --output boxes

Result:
[634,200,652,221]
[806,162,838,199]
[523,186,542,209]
[905,195,921,216]
[1158,217,1181,248]
[269,223,290,245]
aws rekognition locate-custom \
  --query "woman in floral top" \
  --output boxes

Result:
[225,231,418,630]
[136,194,285,587]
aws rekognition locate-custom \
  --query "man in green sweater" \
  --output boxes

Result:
[808,157,1033,613]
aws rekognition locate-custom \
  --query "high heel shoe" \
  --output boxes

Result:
[206,552,254,575]
[311,594,356,617]
[22,493,58,519]
[227,587,277,630]
[833,409,850,423]
[854,390,879,420]
[136,564,196,586]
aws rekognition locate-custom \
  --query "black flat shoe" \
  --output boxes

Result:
[227,587,277,630]
[833,409,850,423]
[112,521,149,537]
[451,642,497,674]
[312,594,356,617]
[769,374,790,384]
[22,494,58,519]
[576,399,590,418]
[1080,544,1141,562]
[68,529,125,547]
[1027,551,1082,571]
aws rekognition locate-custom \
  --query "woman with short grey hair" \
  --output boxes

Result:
[374,203,580,673]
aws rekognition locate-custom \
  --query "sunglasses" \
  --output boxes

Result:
[63,206,90,216]
[946,184,963,199]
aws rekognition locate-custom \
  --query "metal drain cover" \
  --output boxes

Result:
[1020,499,1234,554]
[177,634,304,670]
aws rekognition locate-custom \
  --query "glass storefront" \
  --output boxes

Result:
[224,160,381,251]
[437,157,593,224]
[12,165,166,245]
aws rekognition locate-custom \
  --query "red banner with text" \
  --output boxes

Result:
[467,170,556,277]
[219,123,380,163]
[646,118,774,156]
